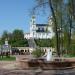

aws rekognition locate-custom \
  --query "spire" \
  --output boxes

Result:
[48,16,53,26]
[30,15,36,35]
[30,15,36,25]
[32,15,35,19]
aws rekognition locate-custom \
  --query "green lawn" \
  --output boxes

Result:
[63,54,75,58]
[0,56,16,61]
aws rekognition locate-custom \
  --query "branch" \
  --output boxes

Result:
[32,1,48,15]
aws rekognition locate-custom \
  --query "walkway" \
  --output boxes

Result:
[0,56,75,75]
[0,68,75,75]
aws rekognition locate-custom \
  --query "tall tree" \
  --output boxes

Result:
[1,31,9,44]
[34,0,75,56]
[34,0,63,56]
[12,29,24,40]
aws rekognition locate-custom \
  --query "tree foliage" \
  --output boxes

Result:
[34,0,75,56]
[32,47,45,58]
[34,39,54,47]
[0,29,29,47]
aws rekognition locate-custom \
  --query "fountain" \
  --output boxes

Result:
[46,49,52,61]
[19,48,75,74]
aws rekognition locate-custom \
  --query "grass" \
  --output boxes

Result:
[63,54,75,58]
[0,56,16,61]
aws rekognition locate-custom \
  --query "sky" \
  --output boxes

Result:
[0,0,49,36]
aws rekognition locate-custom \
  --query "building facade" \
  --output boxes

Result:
[24,16,54,39]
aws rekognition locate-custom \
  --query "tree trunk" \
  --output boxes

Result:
[48,0,60,57]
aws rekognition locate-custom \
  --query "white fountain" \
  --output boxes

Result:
[46,49,52,61]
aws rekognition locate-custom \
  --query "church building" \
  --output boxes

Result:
[24,15,54,39]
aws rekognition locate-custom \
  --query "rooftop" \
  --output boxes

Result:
[36,24,47,26]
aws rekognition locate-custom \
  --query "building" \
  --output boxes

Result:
[24,15,54,39]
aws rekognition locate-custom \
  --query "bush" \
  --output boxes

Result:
[34,39,54,47]
[32,47,45,58]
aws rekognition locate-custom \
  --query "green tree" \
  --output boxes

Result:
[1,31,9,44]
[34,0,75,56]
[0,29,29,47]
[11,29,28,47]
[12,29,24,40]
[34,0,64,56]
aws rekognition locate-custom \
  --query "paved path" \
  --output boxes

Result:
[0,55,75,75]
[0,61,19,70]
[0,55,33,70]
[0,69,75,75]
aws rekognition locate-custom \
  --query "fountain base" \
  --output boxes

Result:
[19,58,75,70]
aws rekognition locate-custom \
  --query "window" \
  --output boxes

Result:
[42,28,44,31]
[38,28,40,30]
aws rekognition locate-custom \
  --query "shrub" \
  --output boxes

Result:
[34,39,54,47]
[32,47,45,58]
